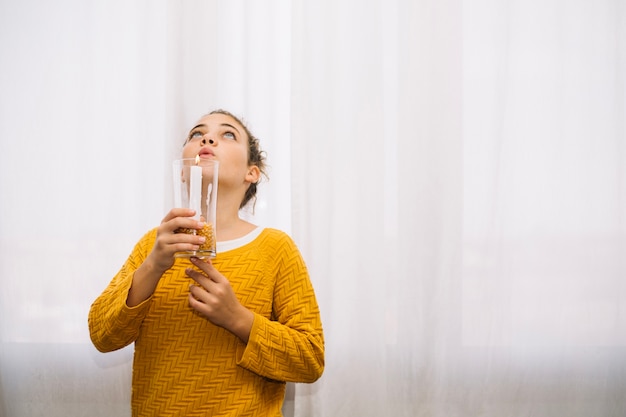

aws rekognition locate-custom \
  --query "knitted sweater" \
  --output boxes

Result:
[88,227,324,416]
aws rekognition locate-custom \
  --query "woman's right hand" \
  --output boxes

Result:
[126,208,205,307]
[147,208,206,274]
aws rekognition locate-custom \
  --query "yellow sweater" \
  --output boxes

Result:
[89,227,324,416]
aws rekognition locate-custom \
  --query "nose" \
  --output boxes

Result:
[201,136,215,146]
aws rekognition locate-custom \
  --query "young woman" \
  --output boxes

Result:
[89,110,324,416]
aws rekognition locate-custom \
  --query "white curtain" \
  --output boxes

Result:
[1,0,624,416]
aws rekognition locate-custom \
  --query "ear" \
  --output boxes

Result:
[245,165,261,184]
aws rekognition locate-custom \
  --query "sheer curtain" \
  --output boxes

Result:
[294,0,625,415]
[1,1,624,416]
[0,1,292,415]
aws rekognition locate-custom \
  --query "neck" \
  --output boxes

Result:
[214,195,255,241]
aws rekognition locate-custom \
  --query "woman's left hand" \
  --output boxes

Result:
[186,257,254,343]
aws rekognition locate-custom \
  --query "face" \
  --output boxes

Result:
[182,113,259,190]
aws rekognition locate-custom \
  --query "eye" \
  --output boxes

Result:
[223,131,236,140]
[187,130,204,142]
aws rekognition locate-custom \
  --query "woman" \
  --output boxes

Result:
[88,109,324,416]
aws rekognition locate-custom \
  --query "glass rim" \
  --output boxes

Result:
[173,157,219,166]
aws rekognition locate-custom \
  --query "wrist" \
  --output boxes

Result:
[127,257,166,307]
[145,252,171,277]
[231,308,254,344]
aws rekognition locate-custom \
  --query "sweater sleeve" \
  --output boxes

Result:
[88,229,156,353]
[237,233,325,383]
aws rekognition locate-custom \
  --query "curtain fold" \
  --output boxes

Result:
[291,0,625,416]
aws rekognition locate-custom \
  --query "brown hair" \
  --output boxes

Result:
[207,109,268,209]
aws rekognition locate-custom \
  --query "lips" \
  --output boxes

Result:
[198,147,214,158]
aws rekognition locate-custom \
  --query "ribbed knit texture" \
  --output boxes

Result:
[88,228,324,416]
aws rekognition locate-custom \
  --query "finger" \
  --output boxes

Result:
[161,208,197,223]
[168,217,206,234]
[189,257,221,280]
[186,267,212,289]
[188,285,220,315]
[188,291,210,318]
[163,241,202,254]
[157,230,205,253]
[188,283,207,301]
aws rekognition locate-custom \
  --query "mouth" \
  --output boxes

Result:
[198,148,215,159]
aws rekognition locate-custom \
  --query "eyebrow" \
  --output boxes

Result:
[188,123,242,136]
[221,123,242,136]
[189,124,205,132]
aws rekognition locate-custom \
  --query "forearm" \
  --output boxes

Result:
[88,266,151,352]
[227,305,255,344]
[238,315,325,383]
[89,229,157,351]
[126,257,165,307]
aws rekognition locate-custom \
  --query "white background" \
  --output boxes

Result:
[1,0,625,416]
